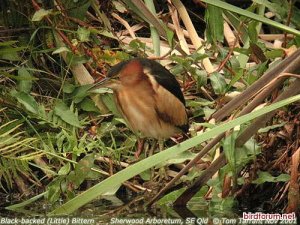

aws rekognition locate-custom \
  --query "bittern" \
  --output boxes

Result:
[94,58,188,156]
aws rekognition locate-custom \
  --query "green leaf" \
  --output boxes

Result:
[265,49,285,59]
[11,91,38,114]
[209,72,227,95]
[0,40,18,46]
[77,27,90,42]
[52,47,71,55]
[17,67,33,93]
[165,27,174,47]
[258,122,286,133]
[139,169,151,181]
[234,137,261,170]
[62,0,91,20]
[157,188,186,205]
[63,83,76,94]
[54,101,82,128]
[58,163,71,176]
[71,154,101,184]
[205,5,224,43]
[80,98,100,112]
[46,178,63,203]
[223,132,237,171]
[32,9,52,22]
[72,84,93,103]
[191,69,207,89]
[66,53,90,66]
[253,171,290,184]
[0,46,25,61]
[102,94,120,116]
[228,68,244,88]
[248,21,259,43]
[113,0,127,13]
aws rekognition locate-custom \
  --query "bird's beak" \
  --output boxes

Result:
[89,76,120,93]
[95,77,111,86]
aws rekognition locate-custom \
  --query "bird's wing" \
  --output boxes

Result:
[137,58,186,105]
[144,72,188,132]
[154,84,188,132]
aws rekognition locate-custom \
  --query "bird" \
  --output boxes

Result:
[93,58,189,157]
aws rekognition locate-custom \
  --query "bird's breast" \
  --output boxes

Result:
[114,83,180,139]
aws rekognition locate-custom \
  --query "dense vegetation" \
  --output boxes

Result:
[0,0,299,219]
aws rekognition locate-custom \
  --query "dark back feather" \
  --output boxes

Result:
[108,58,186,106]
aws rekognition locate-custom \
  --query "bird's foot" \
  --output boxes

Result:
[134,138,145,159]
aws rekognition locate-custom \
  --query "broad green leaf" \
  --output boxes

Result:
[52,47,71,55]
[195,69,207,90]
[62,0,91,20]
[0,47,27,54]
[0,40,18,46]
[223,132,237,172]
[46,179,65,203]
[89,87,113,94]
[32,9,52,22]
[139,169,151,181]
[17,67,33,93]
[49,94,300,215]
[165,26,174,47]
[113,0,127,13]
[224,137,261,172]
[66,53,90,66]
[80,98,100,112]
[91,29,116,39]
[77,27,90,42]
[157,188,186,205]
[72,84,93,103]
[0,46,26,61]
[63,83,76,94]
[210,195,236,213]
[265,49,285,59]
[102,94,120,116]
[248,21,259,43]
[203,106,215,118]
[54,101,82,128]
[58,163,71,176]
[205,5,224,43]
[228,68,244,88]
[209,72,227,95]
[253,171,290,184]
[11,91,38,114]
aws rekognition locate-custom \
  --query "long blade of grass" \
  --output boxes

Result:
[145,0,161,56]
[6,192,47,210]
[123,0,167,37]
[202,0,300,36]
[49,94,300,215]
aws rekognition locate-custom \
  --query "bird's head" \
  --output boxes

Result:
[96,59,145,90]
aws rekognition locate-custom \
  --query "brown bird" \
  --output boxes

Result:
[94,58,188,156]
